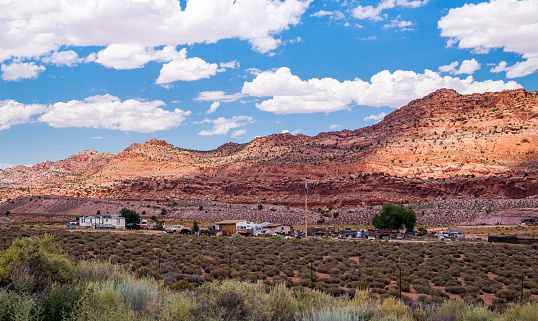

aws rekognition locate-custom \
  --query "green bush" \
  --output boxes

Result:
[0,235,74,293]
[38,283,85,321]
[0,289,40,321]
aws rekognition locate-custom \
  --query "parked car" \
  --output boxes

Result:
[166,225,186,233]
[67,222,78,227]
[126,223,140,230]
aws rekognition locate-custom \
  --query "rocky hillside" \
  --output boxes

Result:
[1,195,537,226]
[1,89,537,206]
[0,149,112,187]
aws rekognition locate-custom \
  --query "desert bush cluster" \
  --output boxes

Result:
[1,234,538,320]
[1,226,537,312]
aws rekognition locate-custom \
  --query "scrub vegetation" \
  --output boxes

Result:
[0,227,537,320]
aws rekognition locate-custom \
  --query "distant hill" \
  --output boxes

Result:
[1,88,537,207]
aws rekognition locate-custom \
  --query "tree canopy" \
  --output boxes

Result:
[120,208,141,224]
[192,220,200,234]
[371,204,416,231]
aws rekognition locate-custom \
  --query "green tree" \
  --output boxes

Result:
[119,208,140,224]
[150,215,164,230]
[371,204,416,231]
[192,220,200,234]
[418,227,428,236]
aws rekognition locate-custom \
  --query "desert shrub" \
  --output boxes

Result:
[268,283,297,321]
[0,235,74,293]
[87,276,161,314]
[376,297,413,320]
[0,289,40,321]
[295,287,341,317]
[38,282,85,321]
[300,305,376,321]
[503,302,538,321]
[190,280,271,320]
[496,289,519,302]
[413,284,431,295]
[168,280,193,292]
[445,286,467,295]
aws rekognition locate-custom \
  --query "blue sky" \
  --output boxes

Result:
[1,0,537,169]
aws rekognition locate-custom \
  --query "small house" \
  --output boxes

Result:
[79,214,125,229]
[521,218,538,226]
[447,229,466,239]
[215,220,246,235]
[236,221,271,235]
[266,223,294,235]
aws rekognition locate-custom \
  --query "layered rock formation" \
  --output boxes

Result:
[1,89,537,207]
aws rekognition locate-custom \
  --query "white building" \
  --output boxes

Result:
[236,221,271,235]
[79,214,125,229]
[265,223,294,235]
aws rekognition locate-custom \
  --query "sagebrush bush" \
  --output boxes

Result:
[0,234,74,293]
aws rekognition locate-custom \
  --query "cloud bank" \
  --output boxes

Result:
[0,95,190,133]
[0,100,47,130]
[241,67,521,114]
[0,0,311,63]
[439,0,538,78]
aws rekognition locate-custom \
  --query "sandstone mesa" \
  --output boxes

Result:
[1,88,537,208]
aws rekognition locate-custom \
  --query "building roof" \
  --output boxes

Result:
[267,223,293,227]
[215,220,245,225]
[80,215,124,219]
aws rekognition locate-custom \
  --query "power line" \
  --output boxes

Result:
[0,151,47,160]
[0,138,76,153]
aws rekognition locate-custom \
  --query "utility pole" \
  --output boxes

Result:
[399,265,402,300]
[519,274,525,305]
[310,261,313,284]
[256,198,259,223]
[398,256,402,300]
[304,179,308,241]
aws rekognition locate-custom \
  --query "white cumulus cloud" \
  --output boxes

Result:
[197,116,254,136]
[439,0,538,78]
[39,94,191,133]
[241,67,521,114]
[206,101,220,114]
[194,91,246,103]
[311,10,344,19]
[220,61,239,69]
[231,129,247,138]
[383,19,413,30]
[439,59,481,75]
[329,124,341,130]
[364,112,387,122]
[156,55,219,85]
[94,46,223,84]
[1,62,46,81]
[0,0,311,63]
[352,0,429,21]
[0,100,48,130]
[42,50,82,66]
[95,44,183,70]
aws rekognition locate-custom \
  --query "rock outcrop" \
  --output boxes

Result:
[1,89,537,206]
